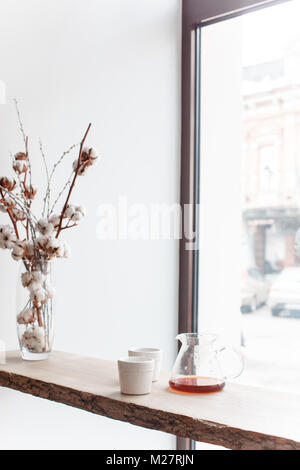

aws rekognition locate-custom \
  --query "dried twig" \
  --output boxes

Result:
[56,123,91,238]
[60,222,77,231]
[45,143,79,218]
[14,99,32,186]
[49,171,73,215]
[13,99,26,144]
[9,183,37,224]
[39,140,50,218]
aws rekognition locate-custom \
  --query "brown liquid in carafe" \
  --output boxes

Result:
[169,376,225,394]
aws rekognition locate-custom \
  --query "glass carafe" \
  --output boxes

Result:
[169,333,244,393]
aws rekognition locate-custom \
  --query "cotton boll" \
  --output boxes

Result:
[44,237,66,259]
[71,212,82,222]
[68,205,86,222]
[73,158,89,176]
[49,214,60,227]
[36,218,54,236]
[24,184,37,200]
[0,224,17,249]
[82,147,99,163]
[12,251,22,261]
[30,287,47,303]
[65,205,75,219]
[28,281,43,294]
[78,165,89,176]
[21,327,45,353]
[21,271,32,287]
[82,146,89,155]
[89,148,99,160]
[46,237,61,255]
[25,240,35,258]
[5,240,15,250]
[36,218,48,233]
[22,271,44,291]
[11,242,25,261]
[73,155,90,174]
[0,176,16,191]
[13,159,28,174]
[36,235,49,250]
[17,308,34,325]
[75,205,86,217]
[1,225,15,235]
[31,271,45,284]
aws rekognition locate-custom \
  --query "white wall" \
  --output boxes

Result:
[0,0,181,449]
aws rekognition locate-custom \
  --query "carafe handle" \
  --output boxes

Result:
[215,346,244,380]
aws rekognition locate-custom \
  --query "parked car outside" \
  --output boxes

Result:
[241,267,269,313]
[269,267,300,317]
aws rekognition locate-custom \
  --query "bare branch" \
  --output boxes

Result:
[39,140,50,218]
[13,99,32,186]
[49,170,73,215]
[56,123,92,238]
[45,142,79,216]
[13,98,26,145]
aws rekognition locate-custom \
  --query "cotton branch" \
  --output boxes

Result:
[55,123,92,238]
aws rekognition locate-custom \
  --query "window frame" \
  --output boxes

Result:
[178,0,292,451]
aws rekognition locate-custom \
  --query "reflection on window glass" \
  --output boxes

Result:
[240,2,300,392]
[199,0,300,402]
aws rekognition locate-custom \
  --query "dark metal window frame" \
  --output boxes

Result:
[178,0,292,450]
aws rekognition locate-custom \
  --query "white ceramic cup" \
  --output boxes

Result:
[118,356,154,395]
[128,348,162,382]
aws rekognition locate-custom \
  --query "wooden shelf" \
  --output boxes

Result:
[0,351,300,450]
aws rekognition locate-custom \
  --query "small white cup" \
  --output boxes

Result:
[128,348,162,382]
[118,356,154,395]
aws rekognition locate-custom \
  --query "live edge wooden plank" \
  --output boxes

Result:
[0,351,300,450]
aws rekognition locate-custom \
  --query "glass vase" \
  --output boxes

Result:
[16,259,55,360]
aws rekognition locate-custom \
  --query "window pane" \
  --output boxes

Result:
[199,0,300,394]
